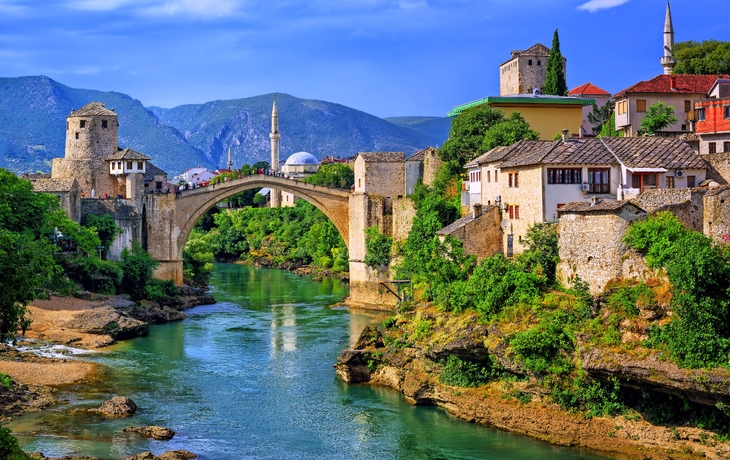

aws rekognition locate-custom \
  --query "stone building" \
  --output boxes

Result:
[703,185,730,244]
[46,102,169,260]
[30,178,82,223]
[499,43,565,96]
[557,200,646,294]
[436,204,502,259]
[462,136,706,255]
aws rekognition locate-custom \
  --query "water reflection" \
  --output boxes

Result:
[11,265,609,460]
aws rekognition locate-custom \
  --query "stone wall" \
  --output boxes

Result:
[704,186,730,244]
[347,262,398,311]
[701,152,730,185]
[631,188,706,231]
[143,193,182,283]
[80,198,142,261]
[422,149,443,187]
[392,197,417,243]
[65,114,118,161]
[364,162,405,198]
[52,158,117,199]
[557,209,644,294]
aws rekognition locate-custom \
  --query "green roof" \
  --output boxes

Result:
[447,96,596,117]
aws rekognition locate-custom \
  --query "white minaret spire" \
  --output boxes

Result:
[661,1,675,75]
[269,95,281,207]
[227,146,233,171]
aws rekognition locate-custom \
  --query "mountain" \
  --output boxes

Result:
[0,76,208,175]
[149,93,439,169]
[384,116,452,147]
[0,76,441,176]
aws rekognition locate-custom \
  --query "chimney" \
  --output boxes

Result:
[670,76,677,90]
[561,129,570,142]
[472,203,483,217]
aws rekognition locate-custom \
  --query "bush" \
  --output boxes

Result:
[145,279,178,303]
[0,424,29,460]
[54,254,122,295]
[551,377,625,418]
[121,243,159,300]
[509,312,574,376]
[439,355,495,388]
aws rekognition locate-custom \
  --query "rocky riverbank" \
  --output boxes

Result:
[336,307,730,460]
[0,287,214,420]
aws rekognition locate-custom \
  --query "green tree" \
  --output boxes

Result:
[673,40,730,75]
[120,243,159,300]
[480,112,539,153]
[253,193,267,207]
[183,230,215,286]
[0,230,56,341]
[364,226,393,269]
[587,102,614,135]
[597,111,623,138]
[82,213,120,253]
[542,30,567,96]
[639,101,678,135]
[439,105,505,167]
[0,169,57,237]
[303,164,354,189]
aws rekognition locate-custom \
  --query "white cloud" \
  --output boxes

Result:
[142,0,240,17]
[577,0,629,12]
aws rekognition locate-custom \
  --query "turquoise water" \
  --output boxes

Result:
[13,264,610,459]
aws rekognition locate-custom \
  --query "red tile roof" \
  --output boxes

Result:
[568,83,611,96]
[614,74,730,97]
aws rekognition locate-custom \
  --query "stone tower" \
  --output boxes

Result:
[661,1,676,75]
[52,102,119,197]
[227,146,233,170]
[269,97,281,207]
[499,43,565,96]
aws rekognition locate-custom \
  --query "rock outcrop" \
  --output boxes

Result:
[123,451,196,460]
[92,396,137,416]
[123,425,176,440]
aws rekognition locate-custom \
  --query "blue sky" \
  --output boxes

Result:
[0,0,728,118]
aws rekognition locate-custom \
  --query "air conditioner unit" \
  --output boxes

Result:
[675,170,685,178]
[581,183,590,192]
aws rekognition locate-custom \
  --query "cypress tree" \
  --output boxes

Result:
[542,29,567,96]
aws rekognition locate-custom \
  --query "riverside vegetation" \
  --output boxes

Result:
[337,104,730,458]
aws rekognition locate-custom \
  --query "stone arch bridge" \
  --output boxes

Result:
[144,175,351,284]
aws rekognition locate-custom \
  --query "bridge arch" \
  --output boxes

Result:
[172,175,351,263]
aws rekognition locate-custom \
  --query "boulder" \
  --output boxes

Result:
[353,326,384,350]
[93,396,137,416]
[123,425,176,440]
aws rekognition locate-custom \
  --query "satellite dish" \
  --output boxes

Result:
[500,219,511,231]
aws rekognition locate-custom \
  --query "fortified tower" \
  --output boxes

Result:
[52,102,119,197]
[500,43,566,96]
[661,1,676,75]
[269,97,281,207]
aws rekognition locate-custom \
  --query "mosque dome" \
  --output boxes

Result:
[285,151,319,166]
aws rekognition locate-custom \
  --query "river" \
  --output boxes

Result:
[12,264,609,459]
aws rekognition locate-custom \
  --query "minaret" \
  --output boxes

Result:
[227,146,233,171]
[661,1,675,75]
[269,96,281,207]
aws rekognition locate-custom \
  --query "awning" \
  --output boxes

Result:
[626,167,668,173]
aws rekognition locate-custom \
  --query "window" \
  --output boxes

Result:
[508,172,519,188]
[487,170,491,183]
[666,176,674,189]
[631,173,658,192]
[509,205,520,219]
[75,132,79,139]
[495,170,499,182]
[80,120,86,128]
[687,176,696,187]
[697,108,706,121]
[127,161,133,169]
[111,162,116,170]
[681,124,687,131]
[547,168,582,184]
[709,142,717,154]
[684,100,692,113]
[358,179,361,188]
[724,141,730,153]
[138,161,144,170]
[587,168,610,194]
[636,100,647,112]
[117,161,122,170]
[617,100,627,115]
[725,106,730,119]
[537,60,541,66]
[102,120,108,129]
[528,59,533,66]
[66,122,69,130]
